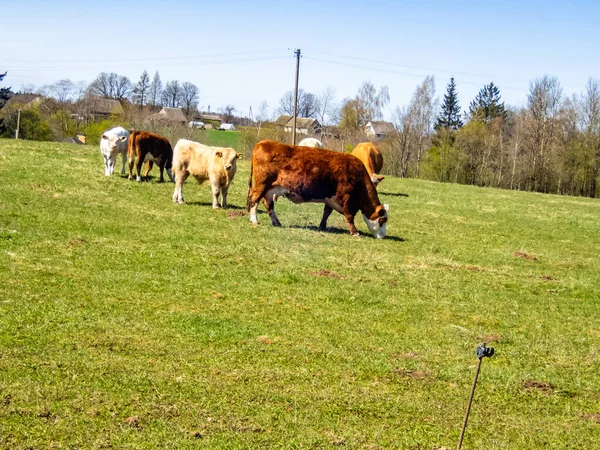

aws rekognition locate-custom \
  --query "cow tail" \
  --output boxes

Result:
[246,147,254,211]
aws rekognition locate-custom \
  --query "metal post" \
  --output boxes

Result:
[15,109,21,139]
[457,343,494,450]
[292,49,301,145]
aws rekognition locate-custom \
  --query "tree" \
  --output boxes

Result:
[148,71,162,106]
[0,71,13,109]
[436,77,463,130]
[161,80,182,107]
[356,81,389,124]
[317,86,337,125]
[47,79,77,137]
[88,72,131,99]
[180,82,199,118]
[221,104,236,123]
[133,70,151,107]
[113,75,132,100]
[524,75,562,192]
[276,89,320,118]
[468,82,506,123]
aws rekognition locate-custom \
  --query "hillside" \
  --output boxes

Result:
[1,139,599,448]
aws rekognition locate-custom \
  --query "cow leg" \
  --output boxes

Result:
[247,187,267,225]
[120,151,127,175]
[262,195,281,227]
[128,155,135,180]
[221,184,229,208]
[135,156,145,182]
[157,160,166,183]
[172,170,189,204]
[143,161,154,182]
[210,181,221,209]
[345,214,359,237]
[319,205,333,231]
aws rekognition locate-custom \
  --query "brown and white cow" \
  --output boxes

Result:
[171,139,241,208]
[246,140,389,238]
[127,130,174,182]
[351,142,384,186]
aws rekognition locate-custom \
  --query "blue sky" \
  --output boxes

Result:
[3,0,600,120]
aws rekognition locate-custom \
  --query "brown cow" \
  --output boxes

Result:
[171,139,241,208]
[247,140,389,238]
[127,130,174,182]
[351,142,384,186]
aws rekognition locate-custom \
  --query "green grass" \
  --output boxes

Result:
[190,129,240,149]
[1,139,599,449]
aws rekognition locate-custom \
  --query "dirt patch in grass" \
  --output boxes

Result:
[392,352,419,359]
[476,334,503,343]
[522,380,553,394]
[228,211,245,219]
[125,416,141,427]
[540,275,554,280]
[580,413,600,424]
[395,368,430,381]
[309,269,345,279]
[513,251,537,261]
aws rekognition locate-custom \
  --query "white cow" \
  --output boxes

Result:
[172,139,241,208]
[298,137,324,148]
[100,127,129,176]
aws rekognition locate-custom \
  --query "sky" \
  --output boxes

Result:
[3,0,600,121]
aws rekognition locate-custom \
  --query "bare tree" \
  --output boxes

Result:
[88,72,131,100]
[161,80,182,108]
[148,71,162,106]
[114,75,132,100]
[525,75,562,192]
[256,100,269,137]
[356,81,390,124]
[180,82,199,118]
[221,104,236,123]
[276,89,320,118]
[317,86,337,125]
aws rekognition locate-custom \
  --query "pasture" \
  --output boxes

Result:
[0,139,599,449]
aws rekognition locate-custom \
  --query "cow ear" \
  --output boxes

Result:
[119,136,127,142]
[101,134,108,140]
[378,175,385,182]
[378,207,386,217]
[215,151,223,158]
[237,153,242,159]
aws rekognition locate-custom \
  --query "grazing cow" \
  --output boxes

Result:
[351,142,384,186]
[247,140,389,238]
[127,130,174,182]
[172,139,241,208]
[298,137,324,148]
[99,126,129,176]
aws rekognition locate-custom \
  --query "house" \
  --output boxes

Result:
[275,115,321,136]
[149,107,187,124]
[194,113,223,123]
[86,98,124,118]
[219,123,236,131]
[2,94,44,111]
[365,121,395,139]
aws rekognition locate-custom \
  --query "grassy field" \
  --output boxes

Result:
[0,139,599,449]
[189,129,240,149]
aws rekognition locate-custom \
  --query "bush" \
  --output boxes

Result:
[0,108,52,141]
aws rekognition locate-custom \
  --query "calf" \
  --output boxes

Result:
[127,130,174,182]
[247,140,389,238]
[351,142,384,186]
[99,126,129,176]
[172,139,241,208]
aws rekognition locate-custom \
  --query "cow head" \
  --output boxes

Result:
[215,149,240,171]
[371,174,385,186]
[362,204,389,239]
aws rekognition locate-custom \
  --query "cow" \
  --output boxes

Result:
[99,126,129,176]
[351,142,384,186]
[298,137,324,148]
[246,140,389,238]
[171,139,241,208]
[127,130,174,182]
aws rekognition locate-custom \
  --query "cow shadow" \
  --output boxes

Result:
[286,225,406,241]
[184,201,245,210]
[379,191,409,197]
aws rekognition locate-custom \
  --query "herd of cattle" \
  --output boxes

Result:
[99,127,389,238]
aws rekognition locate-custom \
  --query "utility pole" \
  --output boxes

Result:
[15,109,21,139]
[292,48,301,145]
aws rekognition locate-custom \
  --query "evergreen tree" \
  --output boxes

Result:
[148,71,162,106]
[133,70,151,107]
[0,71,13,109]
[468,82,506,122]
[436,77,463,130]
